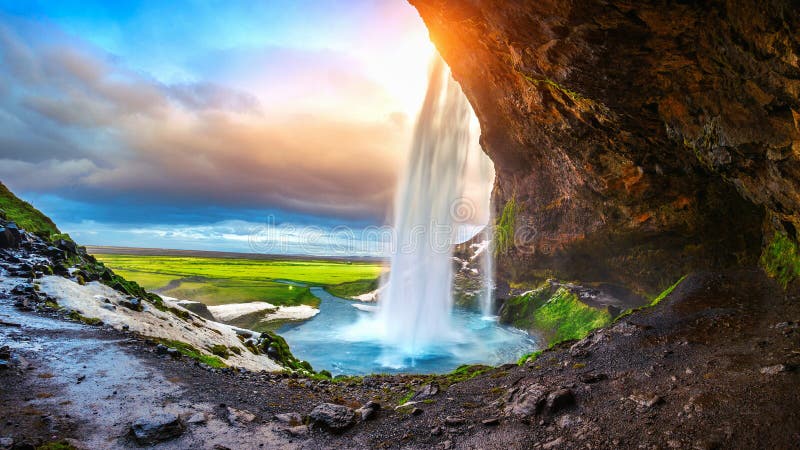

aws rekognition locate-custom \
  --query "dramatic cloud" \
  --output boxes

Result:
[0,19,410,221]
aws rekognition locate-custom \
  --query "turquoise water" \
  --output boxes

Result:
[278,287,538,375]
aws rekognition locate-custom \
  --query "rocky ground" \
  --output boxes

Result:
[2,262,799,448]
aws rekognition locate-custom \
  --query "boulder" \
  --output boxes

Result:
[0,226,19,249]
[309,403,356,432]
[355,401,380,421]
[411,382,439,401]
[226,407,256,426]
[505,383,548,418]
[129,414,184,445]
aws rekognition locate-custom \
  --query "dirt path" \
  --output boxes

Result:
[2,269,799,449]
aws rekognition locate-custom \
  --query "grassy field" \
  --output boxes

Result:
[96,254,384,307]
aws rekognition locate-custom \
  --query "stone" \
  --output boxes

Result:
[155,344,169,355]
[166,348,181,358]
[546,389,575,414]
[356,401,380,421]
[760,364,788,375]
[186,413,206,425]
[0,227,19,249]
[412,382,440,401]
[580,373,608,384]
[0,437,13,448]
[286,425,309,437]
[442,440,452,449]
[309,403,356,432]
[444,416,465,426]
[120,297,143,312]
[542,437,564,449]
[505,383,548,417]
[629,394,664,409]
[130,413,185,444]
[274,412,303,426]
[226,407,256,425]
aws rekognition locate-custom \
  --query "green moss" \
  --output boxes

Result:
[495,198,518,255]
[260,330,314,373]
[517,349,544,365]
[503,285,611,346]
[398,390,415,405]
[761,232,800,288]
[154,338,227,368]
[36,441,77,450]
[533,288,611,342]
[521,74,586,103]
[649,275,687,306]
[444,364,492,385]
[67,311,102,326]
[325,277,379,298]
[0,182,61,239]
[43,300,62,310]
[615,275,687,322]
[208,344,231,359]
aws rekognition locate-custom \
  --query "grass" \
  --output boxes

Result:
[153,338,227,368]
[164,279,319,307]
[95,254,384,307]
[0,181,62,240]
[761,231,800,288]
[324,278,379,298]
[110,269,178,290]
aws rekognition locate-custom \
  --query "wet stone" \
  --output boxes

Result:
[309,403,356,432]
[130,413,185,445]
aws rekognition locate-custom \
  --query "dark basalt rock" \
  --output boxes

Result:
[411,0,799,295]
[129,413,185,445]
[309,403,356,432]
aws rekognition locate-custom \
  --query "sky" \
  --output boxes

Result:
[0,1,492,256]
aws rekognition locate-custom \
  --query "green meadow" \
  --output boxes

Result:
[95,254,384,307]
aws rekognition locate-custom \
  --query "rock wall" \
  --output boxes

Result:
[410,0,799,295]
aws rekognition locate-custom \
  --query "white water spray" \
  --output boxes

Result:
[376,54,478,355]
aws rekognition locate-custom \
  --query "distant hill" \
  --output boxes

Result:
[87,245,386,263]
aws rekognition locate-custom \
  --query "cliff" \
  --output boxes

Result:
[410,0,800,295]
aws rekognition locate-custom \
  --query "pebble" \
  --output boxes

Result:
[760,364,788,375]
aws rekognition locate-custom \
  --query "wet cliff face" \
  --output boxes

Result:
[411,0,800,294]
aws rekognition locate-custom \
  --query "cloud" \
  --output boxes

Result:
[0,19,409,221]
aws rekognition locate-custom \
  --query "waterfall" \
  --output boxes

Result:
[376,54,475,355]
[480,218,495,317]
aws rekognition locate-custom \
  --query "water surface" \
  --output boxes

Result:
[279,287,538,375]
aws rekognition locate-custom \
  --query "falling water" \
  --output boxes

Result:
[376,54,473,355]
[480,218,495,317]
[281,54,537,374]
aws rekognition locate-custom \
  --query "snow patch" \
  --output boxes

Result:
[37,276,282,372]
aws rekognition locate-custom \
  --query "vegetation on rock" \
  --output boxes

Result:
[325,277,379,299]
[494,198,517,256]
[153,338,227,368]
[500,284,611,344]
[761,232,800,288]
[0,181,63,240]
